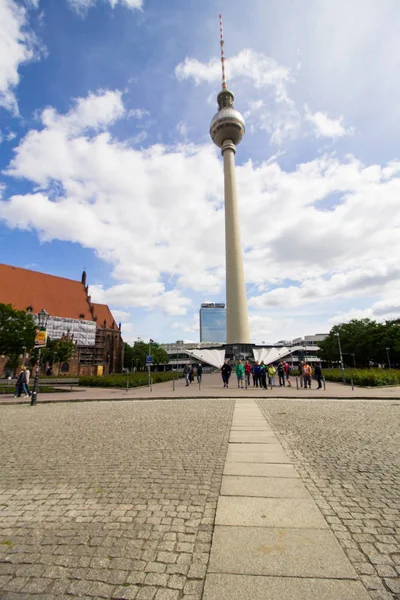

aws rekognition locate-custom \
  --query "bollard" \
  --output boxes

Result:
[323,376,326,391]
[351,377,354,391]
[296,376,299,390]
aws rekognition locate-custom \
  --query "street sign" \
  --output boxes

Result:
[146,355,153,365]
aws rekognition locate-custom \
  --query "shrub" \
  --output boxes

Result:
[79,372,183,389]
[323,368,400,387]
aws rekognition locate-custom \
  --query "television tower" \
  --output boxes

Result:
[210,15,250,344]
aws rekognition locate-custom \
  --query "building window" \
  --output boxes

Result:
[61,362,69,373]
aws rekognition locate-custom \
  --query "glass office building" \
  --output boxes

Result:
[199,303,226,343]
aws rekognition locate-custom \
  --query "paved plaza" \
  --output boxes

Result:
[0,392,399,599]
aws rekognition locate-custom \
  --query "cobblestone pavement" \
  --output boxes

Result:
[258,399,400,600]
[0,399,234,600]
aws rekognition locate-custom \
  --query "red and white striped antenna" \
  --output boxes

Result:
[219,14,228,90]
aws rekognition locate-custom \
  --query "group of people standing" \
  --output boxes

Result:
[183,363,203,386]
[220,359,323,390]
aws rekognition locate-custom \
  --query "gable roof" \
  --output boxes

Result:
[0,264,118,331]
[92,303,117,330]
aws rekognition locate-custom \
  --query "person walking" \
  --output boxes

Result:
[189,365,194,384]
[277,362,285,386]
[14,368,28,398]
[260,361,267,389]
[314,363,323,389]
[221,360,232,388]
[183,363,191,386]
[196,363,203,384]
[244,360,251,387]
[298,361,304,388]
[236,360,245,388]
[25,367,31,397]
[303,362,312,389]
[284,361,292,387]
[253,361,261,387]
[267,364,276,388]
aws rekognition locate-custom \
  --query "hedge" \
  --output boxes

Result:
[79,372,183,389]
[323,368,400,387]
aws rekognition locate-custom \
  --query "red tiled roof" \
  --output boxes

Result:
[0,263,120,330]
[92,303,117,330]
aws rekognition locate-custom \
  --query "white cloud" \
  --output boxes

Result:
[0,0,42,114]
[305,105,353,138]
[67,0,143,15]
[1,89,400,337]
[127,108,150,119]
[41,90,125,135]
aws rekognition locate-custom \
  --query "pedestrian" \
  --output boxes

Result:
[314,363,323,389]
[25,367,31,397]
[235,360,245,388]
[303,362,312,389]
[244,360,251,387]
[253,361,261,387]
[221,360,232,388]
[260,361,267,389]
[267,364,276,388]
[14,368,28,398]
[183,363,191,386]
[277,362,285,387]
[189,365,194,383]
[196,363,203,384]
[298,361,304,388]
[284,361,292,387]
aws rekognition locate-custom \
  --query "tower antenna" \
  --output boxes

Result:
[219,14,228,90]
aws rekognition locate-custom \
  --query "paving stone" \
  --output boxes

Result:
[223,462,299,478]
[215,495,328,528]
[0,400,233,600]
[221,475,310,498]
[258,398,400,600]
[203,573,372,600]
[208,525,357,578]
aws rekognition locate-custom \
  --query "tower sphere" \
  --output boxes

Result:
[210,89,245,148]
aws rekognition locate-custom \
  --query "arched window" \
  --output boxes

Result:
[61,362,69,373]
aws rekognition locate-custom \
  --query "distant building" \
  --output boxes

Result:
[199,303,226,343]
[0,264,123,376]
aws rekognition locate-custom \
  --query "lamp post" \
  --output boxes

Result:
[31,309,49,406]
[334,332,345,384]
[351,353,356,368]
[386,347,391,369]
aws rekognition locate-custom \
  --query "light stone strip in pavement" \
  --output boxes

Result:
[202,398,372,600]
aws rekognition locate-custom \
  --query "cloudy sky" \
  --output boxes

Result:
[1,0,399,344]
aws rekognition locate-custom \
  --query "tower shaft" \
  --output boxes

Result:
[222,139,250,344]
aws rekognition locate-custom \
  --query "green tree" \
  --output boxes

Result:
[123,342,135,370]
[38,337,76,373]
[129,340,169,370]
[0,303,36,373]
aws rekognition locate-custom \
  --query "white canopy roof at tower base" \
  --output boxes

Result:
[253,346,320,366]
[183,348,226,369]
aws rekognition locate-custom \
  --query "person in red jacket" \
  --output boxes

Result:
[284,361,292,387]
[244,360,251,386]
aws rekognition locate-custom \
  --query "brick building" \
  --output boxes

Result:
[0,264,124,376]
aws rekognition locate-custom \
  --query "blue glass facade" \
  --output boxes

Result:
[199,304,226,343]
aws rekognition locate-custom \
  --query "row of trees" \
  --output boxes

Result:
[318,319,400,367]
[123,340,169,371]
[0,303,75,373]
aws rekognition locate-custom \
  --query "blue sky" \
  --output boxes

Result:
[1,0,400,344]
